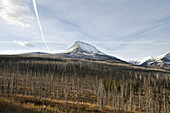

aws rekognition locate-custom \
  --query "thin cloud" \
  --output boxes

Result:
[0,41,169,45]
[0,0,33,28]
[14,40,34,47]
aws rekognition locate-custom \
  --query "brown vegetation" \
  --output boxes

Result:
[0,55,169,113]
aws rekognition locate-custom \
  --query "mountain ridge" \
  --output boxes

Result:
[19,41,125,62]
[130,53,170,70]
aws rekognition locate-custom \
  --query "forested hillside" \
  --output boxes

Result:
[0,55,169,113]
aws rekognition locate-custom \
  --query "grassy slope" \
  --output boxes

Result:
[0,94,139,113]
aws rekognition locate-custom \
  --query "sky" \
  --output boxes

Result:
[0,0,170,60]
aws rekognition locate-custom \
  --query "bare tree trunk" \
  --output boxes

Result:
[4,70,7,95]
[99,80,105,110]
[23,78,26,96]
[65,77,68,108]
[121,83,124,112]
[1,69,5,94]
[33,75,37,104]
[7,80,10,97]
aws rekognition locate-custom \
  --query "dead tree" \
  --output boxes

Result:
[98,80,106,110]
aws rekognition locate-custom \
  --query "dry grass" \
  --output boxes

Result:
[0,94,140,113]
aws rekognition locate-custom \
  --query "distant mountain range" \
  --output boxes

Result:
[20,41,169,70]
[130,53,170,70]
[22,41,124,62]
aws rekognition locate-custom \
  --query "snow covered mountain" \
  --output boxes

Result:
[54,41,124,62]
[131,56,154,65]
[19,41,124,62]
[65,41,105,55]
[131,53,170,69]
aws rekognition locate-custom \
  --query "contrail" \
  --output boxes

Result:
[32,0,49,52]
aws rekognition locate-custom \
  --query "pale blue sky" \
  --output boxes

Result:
[0,0,170,60]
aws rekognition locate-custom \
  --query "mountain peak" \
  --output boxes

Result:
[66,41,105,55]
[135,56,154,65]
[157,52,170,60]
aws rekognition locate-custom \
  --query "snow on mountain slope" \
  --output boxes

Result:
[17,41,124,62]
[66,41,105,55]
[136,56,154,65]
[54,41,124,62]
[157,53,170,60]
[131,53,170,68]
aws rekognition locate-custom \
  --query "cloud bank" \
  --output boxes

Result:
[0,0,33,28]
